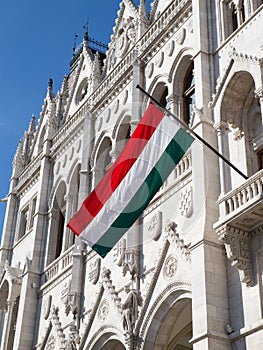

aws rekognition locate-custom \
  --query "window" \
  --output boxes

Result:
[29,197,37,229]
[55,206,65,259]
[18,206,29,239]
[258,150,263,170]
[183,62,195,125]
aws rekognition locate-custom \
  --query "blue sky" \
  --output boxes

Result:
[0,1,151,239]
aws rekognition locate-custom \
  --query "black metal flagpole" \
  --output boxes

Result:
[136,84,248,180]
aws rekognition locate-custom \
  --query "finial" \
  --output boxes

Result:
[28,114,35,135]
[83,18,89,42]
[48,78,53,90]
[73,34,79,55]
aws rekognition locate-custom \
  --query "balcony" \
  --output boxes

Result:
[214,169,263,286]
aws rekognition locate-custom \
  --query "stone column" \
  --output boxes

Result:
[0,299,15,350]
[255,86,263,127]
[214,121,231,195]
[166,94,180,119]
[63,194,74,250]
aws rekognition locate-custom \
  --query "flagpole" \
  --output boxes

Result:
[136,84,248,181]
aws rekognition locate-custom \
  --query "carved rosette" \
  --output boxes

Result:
[163,255,178,279]
[217,224,253,285]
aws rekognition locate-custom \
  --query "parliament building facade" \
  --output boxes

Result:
[1,0,263,349]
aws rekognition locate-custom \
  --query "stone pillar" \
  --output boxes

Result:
[255,86,263,127]
[166,94,180,119]
[214,121,231,195]
[64,194,74,250]
[0,299,15,350]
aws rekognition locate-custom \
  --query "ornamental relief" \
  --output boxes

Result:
[179,186,193,218]
[88,257,101,285]
[163,255,178,279]
[146,211,162,241]
[98,299,110,322]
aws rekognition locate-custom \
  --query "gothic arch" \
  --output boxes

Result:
[168,47,194,85]
[86,326,125,350]
[112,109,131,139]
[143,76,169,113]
[46,180,67,265]
[140,283,192,350]
[90,130,112,169]
[66,158,81,185]
[48,175,64,211]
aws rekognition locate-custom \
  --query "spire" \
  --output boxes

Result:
[138,0,148,37]
[28,114,35,135]
[83,19,89,50]
[13,139,24,172]
[47,78,54,100]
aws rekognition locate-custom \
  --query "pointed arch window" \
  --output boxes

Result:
[183,62,195,125]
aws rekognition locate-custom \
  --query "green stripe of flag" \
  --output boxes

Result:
[92,128,194,257]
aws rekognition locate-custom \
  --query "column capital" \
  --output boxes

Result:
[213,121,229,135]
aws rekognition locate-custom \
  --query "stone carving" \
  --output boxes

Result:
[113,239,126,266]
[163,255,178,279]
[65,325,80,350]
[43,295,52,320]
[155,51,164,67]
[217,224,253,286]
[102,267,122,310]
[179,186,193,218]
[46,335,55,350]
[88,258,101,285]
[98,299,109,322]
[146,211,162,241]
[165,40,175,56]
[165,222,191,261]
[175,28,186,45]
[122,249,139,281]
[146,62,154,78]
[122,286,142,334]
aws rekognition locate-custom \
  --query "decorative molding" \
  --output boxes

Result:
[78,285,104,350]
[216,224,253,286]
[208,58,234,109]
[229,46,263,65]
[165,222,191,261]
[102,267,122,311]
[134,239,170,336]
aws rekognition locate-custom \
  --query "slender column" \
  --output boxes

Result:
[214,121,231,195]
[166,94,180,118]
[0,300,15,350]
[63,195,74,250]
[255,86,263,127]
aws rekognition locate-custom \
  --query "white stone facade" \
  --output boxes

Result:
[0,1,263,349]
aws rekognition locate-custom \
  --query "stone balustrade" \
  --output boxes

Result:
[44,245,74,283]
[218,169,263,220]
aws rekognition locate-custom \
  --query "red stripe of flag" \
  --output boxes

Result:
[67,103,164,236]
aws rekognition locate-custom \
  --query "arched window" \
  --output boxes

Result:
[183,62,195,125]
[152,82,168,108]
[231,3,238,32]
[47,181,67,264]
[95,137,112,185]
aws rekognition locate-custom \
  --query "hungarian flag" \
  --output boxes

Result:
[67,103,194,257]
